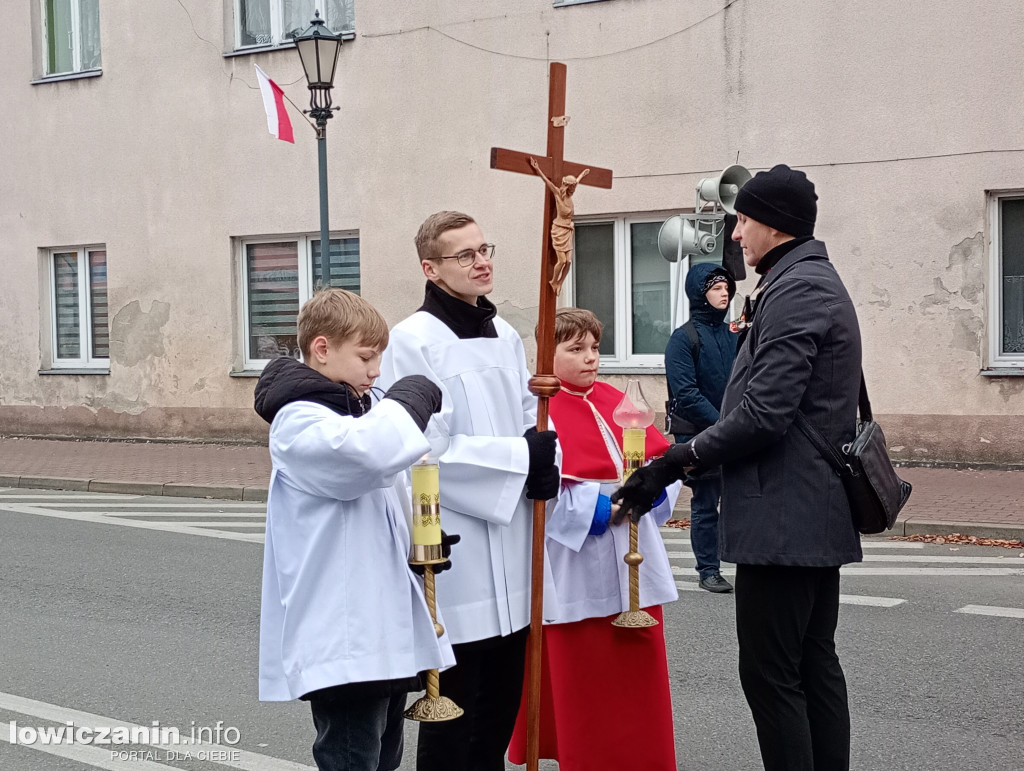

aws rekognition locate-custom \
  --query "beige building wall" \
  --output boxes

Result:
[2,0,1022,462]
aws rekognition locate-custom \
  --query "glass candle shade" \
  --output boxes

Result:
[410,460,444,564]
[621,428,646,483]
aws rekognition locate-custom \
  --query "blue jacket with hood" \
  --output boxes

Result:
[664,263,737,438]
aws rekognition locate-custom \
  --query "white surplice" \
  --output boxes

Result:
[544,413,680,625]
[380,312,552,645]
[258,398,455,702]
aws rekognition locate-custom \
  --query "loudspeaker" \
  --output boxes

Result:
[658,215,717,263]
[696,164,752,214]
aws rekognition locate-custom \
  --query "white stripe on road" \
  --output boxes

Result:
[954,605,1024,619]
[1,503,264,544]
[665,551,1022,565]
[662,539,926,549]
[1,720,179,770]
[674,580,905,606]
[669,565,1024,577]
[105,512,266,518]
[0,691,313,771]
[11,502,265,509]
[838,594,906,607]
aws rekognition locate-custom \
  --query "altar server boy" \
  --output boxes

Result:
[253,288,455,771]
[508,308,680,771]
[379,211,561,771]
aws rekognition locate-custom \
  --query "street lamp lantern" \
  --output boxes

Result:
[293,10,343,288]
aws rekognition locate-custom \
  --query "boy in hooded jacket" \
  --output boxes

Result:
[253,288,456,771]
[664,263,737,593]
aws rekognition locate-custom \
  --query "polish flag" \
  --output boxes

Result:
[254,65,295,143]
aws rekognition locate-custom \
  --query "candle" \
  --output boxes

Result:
[410,459,443,564]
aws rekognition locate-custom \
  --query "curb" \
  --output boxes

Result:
[0,475,268,503]
[891,517,1024,542]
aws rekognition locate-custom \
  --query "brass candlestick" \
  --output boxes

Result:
[405,458,464,722]
[612,382,659,629]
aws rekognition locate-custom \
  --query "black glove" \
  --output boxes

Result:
[383,375,442,432]
[411,530,461,576]
[610,442,695,524]
[523,427,560,500]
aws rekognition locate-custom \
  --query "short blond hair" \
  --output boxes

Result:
[415,211,476,262]
[296,288,389,359]
[550,307,604,347]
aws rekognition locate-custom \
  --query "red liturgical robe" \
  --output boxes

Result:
[551,380,670,482]
[508,380,677,771]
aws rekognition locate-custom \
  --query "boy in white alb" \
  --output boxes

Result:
[378,211,560,771]
[254,289,455,771]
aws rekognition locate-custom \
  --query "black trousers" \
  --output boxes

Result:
[734,564,851,771]
[308,690,408,771]
[416,628,529,771]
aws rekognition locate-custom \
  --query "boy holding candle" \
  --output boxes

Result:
[507,307,680,771]
[253,288,455,771]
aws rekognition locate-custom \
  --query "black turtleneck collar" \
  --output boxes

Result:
[419,280,498,339]
[755,235,813,278]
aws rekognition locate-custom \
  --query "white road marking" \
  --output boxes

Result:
[669,565,1024,577]
[9,502,265,509]
[105,512,266,518]
[1,503,264,544]
[675,580,701,592]
[954,605,1024,619]
[664,550,1020,565]
[1,720,179,770]
[838,595,906,607]
[0,691,313,771]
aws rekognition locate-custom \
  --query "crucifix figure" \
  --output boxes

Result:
[528,157,590,294]
[489,61,612,771]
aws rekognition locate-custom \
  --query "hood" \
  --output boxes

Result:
[684,263,736,325]
[253,356,370,425]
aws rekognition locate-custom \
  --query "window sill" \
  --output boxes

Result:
[39,368,110,375]
[230,370,264,378]
[31,69,102,85]
[598,366,666,375]
[554,0,611,6]
[224,33,356,58]
[981,368,1024,377]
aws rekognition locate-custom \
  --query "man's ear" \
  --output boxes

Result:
[421,259,439,281]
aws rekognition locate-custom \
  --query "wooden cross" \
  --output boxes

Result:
[489,61,612,771]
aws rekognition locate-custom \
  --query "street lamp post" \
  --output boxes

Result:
[294,11,343,289]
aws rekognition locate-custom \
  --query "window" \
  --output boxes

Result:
[49,247,108,369]
[241,233,360,368]
[42,0,101,76]
[235,0,355,49]
[988,194,1024,369]
[570,214,726,368]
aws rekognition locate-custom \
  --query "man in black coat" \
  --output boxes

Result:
[614,165,862,771]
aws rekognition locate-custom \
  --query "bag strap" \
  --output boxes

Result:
[682,319,701,370]
[793,412,848,475]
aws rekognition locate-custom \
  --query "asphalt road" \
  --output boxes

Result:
[1,488,1022,770]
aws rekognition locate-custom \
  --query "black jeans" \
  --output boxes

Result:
[416,628,529,771]
[734,564,851,771]
[308,689,408,771]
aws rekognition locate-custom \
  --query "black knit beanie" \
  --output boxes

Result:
[733,164,817,238]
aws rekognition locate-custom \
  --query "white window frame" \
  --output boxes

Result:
[48,246,107,370]
[987,191,1024,370]
[565,212,687,370]
[233,0,355,51]
[239,231,359,370]
[40,0,99,76]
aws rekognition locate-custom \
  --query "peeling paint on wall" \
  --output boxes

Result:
[109,300,171,367]
[919,233,985,355]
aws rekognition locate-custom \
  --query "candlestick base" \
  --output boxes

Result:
[404,696,464,722]
[612,609,659,628]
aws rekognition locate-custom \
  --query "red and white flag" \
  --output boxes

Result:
[254,64,295,144]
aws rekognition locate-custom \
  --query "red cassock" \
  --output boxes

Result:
[508,381,677,770]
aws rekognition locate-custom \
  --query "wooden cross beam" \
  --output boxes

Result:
[489,61,613,771]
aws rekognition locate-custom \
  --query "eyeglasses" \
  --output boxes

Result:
[435,243,496,267]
